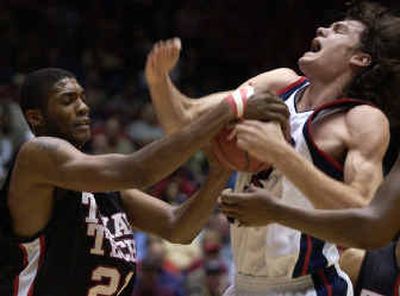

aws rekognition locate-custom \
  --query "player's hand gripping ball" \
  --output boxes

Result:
[212,85,289,173]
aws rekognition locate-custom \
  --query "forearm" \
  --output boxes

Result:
[272,201,390,249]
[149,75,230,134]
[273,144,367,209]
[128,101,233,189]
[148,75,193,134]
[42,100,233,192]
[167,168,231,243]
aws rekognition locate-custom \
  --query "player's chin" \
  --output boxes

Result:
[298,56,312,68]
[72,129,91,146]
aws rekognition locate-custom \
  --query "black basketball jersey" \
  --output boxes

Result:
[355,241,400,296]
[0,154,137,296]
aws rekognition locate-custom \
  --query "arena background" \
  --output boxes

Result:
[0,1,398,295]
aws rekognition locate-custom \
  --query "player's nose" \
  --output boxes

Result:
[76,98,90,116]
[316,26,328,37]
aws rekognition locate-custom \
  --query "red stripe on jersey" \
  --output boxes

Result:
[305,116,343,172]
[318,269,333,296]
[27,235,46,296]
[301,235,313,275]
[276,76,307,96]
[39,235,46,266]
[394,274,400,296]
[14,244,29,296]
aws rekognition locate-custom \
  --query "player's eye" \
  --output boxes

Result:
[61,94,75,105]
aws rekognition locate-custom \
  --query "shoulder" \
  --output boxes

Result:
[17,136,76,168]
[345,105,389,134]
[21,136,69,153]
[345,105,390,153]
[243,68,301,93]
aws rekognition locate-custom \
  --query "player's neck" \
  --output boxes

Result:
[298,77,350,111]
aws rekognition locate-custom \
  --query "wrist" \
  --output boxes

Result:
[269,140,293,165]
[264,197,282,222]
[147,73,169,86]
[224,85,254,119]
[220,99,236,122]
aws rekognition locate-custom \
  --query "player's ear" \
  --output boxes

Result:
[350,52,372,68]
[25,109,45,129]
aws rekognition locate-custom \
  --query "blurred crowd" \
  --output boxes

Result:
[1,0,398,295]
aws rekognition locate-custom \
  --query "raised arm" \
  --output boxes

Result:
[221,156,400,249]
[234,105,390,208]
[120,155,231,244]
[145,38,227,133]
[145,38,299,134]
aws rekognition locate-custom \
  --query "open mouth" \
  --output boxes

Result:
[310,38,322,53]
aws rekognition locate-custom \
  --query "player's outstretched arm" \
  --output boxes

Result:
[16,102,233,192]
[145,38,299,134]
[121,152,231,244]
[221,158,400,249]
[17,87,283,193]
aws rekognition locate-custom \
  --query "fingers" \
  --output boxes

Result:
[245,97,289,124]
[172,37,182,51]
[146,38,182,75]
[220,189,237,205]
[252,90,290,120]
[150,38,181,57]
[236,120,284,139]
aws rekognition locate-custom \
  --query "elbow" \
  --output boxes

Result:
[166,234,194,245]
[354,199,369,208]
[162,229,195,245]
[357,236,391,250]
[161,213,196,245]
[350,212,393,250]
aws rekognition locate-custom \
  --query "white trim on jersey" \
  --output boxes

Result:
[15,236,45,296]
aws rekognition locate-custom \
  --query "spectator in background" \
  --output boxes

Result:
[127,103,163,147]
[0,103,13,184]
[185,229,228,296]
[105,116,135,153]
[91,116,135,155]
[133,235,185,296]
[151,168,197,203]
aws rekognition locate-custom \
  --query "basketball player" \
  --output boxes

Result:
[145,2,400,295]
[0,68,287,296]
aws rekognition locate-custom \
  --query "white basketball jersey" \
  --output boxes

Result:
[230,77,364,287]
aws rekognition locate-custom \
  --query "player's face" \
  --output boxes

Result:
[298,20,366,80]
[44,78,91,147]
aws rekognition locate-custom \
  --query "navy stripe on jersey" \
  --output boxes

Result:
[303,98,372,180]
[312,266,349,296]
[277,76,308,101]
[292,235,328,278]
[292,234,312,277]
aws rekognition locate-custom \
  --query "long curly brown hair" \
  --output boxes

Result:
[345,2,400,135]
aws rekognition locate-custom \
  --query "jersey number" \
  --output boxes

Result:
[87,266,134,296]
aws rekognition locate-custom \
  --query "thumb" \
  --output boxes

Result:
[245,184,258,193]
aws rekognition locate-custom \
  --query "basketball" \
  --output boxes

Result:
[212,126,271,173]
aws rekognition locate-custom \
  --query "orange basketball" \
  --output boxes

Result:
[212,126,271,173]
